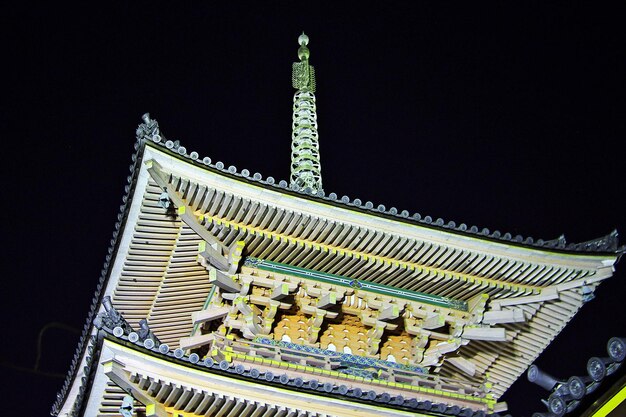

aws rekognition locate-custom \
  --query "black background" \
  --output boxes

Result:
[1,3,625,416]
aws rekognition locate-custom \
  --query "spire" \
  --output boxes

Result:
[290,32,323,194]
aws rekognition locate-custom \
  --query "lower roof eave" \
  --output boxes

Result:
[79,334,499,417]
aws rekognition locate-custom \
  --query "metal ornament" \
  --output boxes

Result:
[119,395,133,417]
[528,336,625,416]
[94,296,133,335]
[135,113,163,143]
[290,33,323,194]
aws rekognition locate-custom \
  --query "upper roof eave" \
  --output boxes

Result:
[138,134,623,257]
[52,126,622,414]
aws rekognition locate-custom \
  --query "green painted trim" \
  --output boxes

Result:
[244,257,468,311]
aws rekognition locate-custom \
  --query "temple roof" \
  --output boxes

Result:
[137,118,624,255]
[52,126,623,415]
[84,334,491,416]
[52,34,624,417]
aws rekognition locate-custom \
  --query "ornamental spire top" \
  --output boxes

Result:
[290,32,322,194]
[297,32,310,60]
[292,32,316,92]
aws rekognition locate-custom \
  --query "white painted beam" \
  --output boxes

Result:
[271,283,291,300]
[179,333,215,350]
[209,268,241,293]
[483,308,525,324]
[102,359,168,417]
[490,287,559,309]
[192,306,230,324]
[462,326,507,341]
[317,292,337,309]
[146,159,229,270]
[447,356,476,377]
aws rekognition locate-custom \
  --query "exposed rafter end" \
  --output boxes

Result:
[490,287,560,310]
[462,326,507,342]
[103,359,168,417]
[483,308,526,325]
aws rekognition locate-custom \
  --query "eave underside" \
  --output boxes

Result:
[87,338,434,417]
[103,152,616,400]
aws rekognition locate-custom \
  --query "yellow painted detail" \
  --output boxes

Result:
[101,361,114,373]
[196,213,543,294]
[592,385,626,417]
[214,349,488,404]
[178,206,186,215]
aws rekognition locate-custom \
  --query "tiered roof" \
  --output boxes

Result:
[52,35,623,417]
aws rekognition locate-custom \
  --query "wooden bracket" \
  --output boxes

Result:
[145,159,230,271]
[102,359,169,417]
[208,268,241,293]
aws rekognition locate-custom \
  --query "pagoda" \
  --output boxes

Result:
[52,34,624,417]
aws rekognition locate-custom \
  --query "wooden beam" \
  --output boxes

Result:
[145,159,229,270]
[102,359,169,417]
[490,287,559,309]
[555,269,613,291]
[240,273,299,292]
[198,240,229,272]
[306,309,326,343]
[317,292,337,309]
[271,283,290,300]
[192,306,230,324]
[235,297,261,316]
[467,293,489,325]
[228,240,245,275]
[378,303,401,321]
[447,356,476,377]
[208,268,241,293]
[462,326,507,341]
[425,338,461,356]
[249,294,292,310]
[483,308,525,324]
[302,305,338,319]
[179,333,216,350]
[422,313,445,330]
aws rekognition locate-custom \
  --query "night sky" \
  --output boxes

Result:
[2,3,625,416]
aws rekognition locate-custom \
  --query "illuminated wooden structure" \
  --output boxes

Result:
[52,34,624,417]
